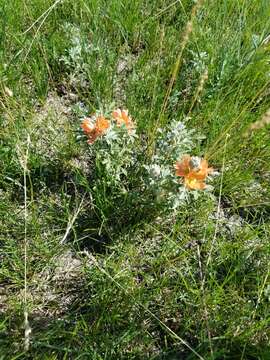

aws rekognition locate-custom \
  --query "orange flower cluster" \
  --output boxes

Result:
[81,109,135,144]
[175,155,213,190]
[81,115,110,144]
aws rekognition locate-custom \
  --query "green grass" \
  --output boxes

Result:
[1,0,270,359]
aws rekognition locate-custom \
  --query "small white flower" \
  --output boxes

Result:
[152,164,161,177]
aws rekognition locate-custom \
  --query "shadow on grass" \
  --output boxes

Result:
[3,306,269,359]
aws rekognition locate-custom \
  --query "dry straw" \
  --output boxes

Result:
[244,109,270,136]
[148,0,204,156]
[17,135,32,351]
[159,0,204,119]
[187,68,208,116]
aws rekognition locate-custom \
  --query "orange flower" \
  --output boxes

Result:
[81,115,110,144]
[112,108,135,132]
[95,116,110,133]
[175,155,213,190]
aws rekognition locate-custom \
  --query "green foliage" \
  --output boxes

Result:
[0,0,270,359]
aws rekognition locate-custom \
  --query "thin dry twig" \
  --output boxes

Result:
[19,135,32,351]
[22,0,63,35]
[159,0,204,119]
[148,0,204,155]
[60,194,86,245]
[21,0,63,65]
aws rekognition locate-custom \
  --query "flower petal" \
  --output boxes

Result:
[175,155,191,177]
[185,178,206,190]
[81,118,95,134]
